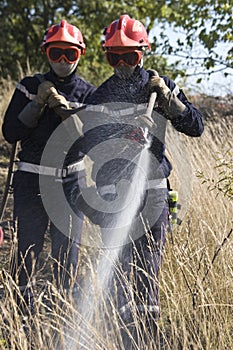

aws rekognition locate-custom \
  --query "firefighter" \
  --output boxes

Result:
[74,14,204,348]
[2,20,95,314]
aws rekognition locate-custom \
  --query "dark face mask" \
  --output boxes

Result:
[50,60,78,78]
[114,64,137,80]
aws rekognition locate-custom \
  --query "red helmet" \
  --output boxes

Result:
[41,20,86,54]
[102,15,151,51]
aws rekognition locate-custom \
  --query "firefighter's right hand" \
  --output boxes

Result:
[128,126,150,146]
[34,81,55,105]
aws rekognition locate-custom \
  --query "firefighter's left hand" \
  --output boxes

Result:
[148,76,170,98]
[149,77,186,119]
[47,89,70,110]
[47,90,72,120]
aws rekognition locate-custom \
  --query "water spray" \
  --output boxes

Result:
[67,90,159,349]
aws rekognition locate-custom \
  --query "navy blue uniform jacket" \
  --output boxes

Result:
[2,70,96,166]
[78,67,204,186]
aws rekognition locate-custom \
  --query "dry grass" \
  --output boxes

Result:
[0,80,232,349]
[0,216,232,349]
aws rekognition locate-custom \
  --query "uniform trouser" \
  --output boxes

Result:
[114,205,168,321]
[73,180,168,310]
[98,187,168,321]
[11,170,84,291]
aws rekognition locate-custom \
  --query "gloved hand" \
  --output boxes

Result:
[47,89,70,109]
[148,76,170,99]
[128,127,149,145]
[18,80,55,128]
[148,76,186,119]
[47,90,71,120]
[34,81,55,105]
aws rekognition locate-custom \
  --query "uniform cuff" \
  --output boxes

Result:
[18,100,44,128]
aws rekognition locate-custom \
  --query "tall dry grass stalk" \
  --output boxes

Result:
[0,77,15,139]
[0,217,232,349]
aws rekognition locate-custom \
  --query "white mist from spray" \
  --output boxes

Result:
[66,142,151,350]
[96,143,151,286]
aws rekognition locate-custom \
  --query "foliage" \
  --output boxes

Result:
[156,0,233,82]
[197,149,233,201]
[0,0,232,85]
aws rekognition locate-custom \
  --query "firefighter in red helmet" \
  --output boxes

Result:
[2,20,95,317]
[77,14,204,348]
[41,19,86,52]
[40,20,86,79]
[102,14,151,80]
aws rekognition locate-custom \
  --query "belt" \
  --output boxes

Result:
[17,160,85,178]
[98,178,167,196]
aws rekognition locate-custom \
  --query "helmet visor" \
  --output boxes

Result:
[47,45,81,63]
[106,50,142,67]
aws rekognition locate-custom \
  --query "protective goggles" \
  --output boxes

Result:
[46,45,81,63]
[105,50,143,67]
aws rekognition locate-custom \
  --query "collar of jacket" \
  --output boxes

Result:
[113,66,149,88]
[45,68,78,85]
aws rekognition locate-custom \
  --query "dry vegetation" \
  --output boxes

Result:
[0,77,232,350]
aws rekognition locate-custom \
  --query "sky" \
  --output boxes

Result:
[149,25,233,97]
